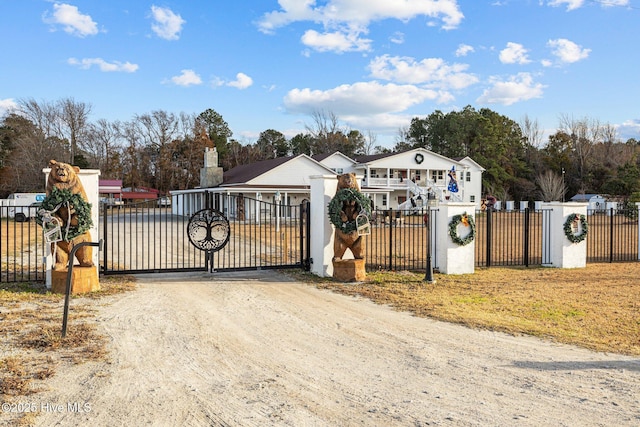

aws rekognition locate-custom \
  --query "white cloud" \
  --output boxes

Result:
[499,42,531,64]
[547,0,584,10]
[259,0,463,32]
[547,0,628,10]
[256,0,464,57]
[301,28,372,53]
[43,3,98,37]
[342,112,414,132]
[390,31,405,44]
[68,58,138,73]
[618,119,640,140]
[150,5,185,40]
[368,54,478,90]
[477,72,545,106]
[167,69,202,86]
[547,38,590,64]
[455,44,474,57]
[0,98,18,117]
[227,73,253,89]
[283,81,441,116]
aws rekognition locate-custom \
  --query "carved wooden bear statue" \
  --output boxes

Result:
[333,173,365,261]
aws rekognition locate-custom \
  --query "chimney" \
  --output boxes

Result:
[200,147,223,188]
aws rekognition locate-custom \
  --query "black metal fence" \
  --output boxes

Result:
[365,207,437,273]
[586,208,638,263]
[1,205,47,283]
[474,208,552,267]
[3,202,639,284]
[101,192,310,275]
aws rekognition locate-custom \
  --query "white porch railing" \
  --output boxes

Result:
[367,177,463,204]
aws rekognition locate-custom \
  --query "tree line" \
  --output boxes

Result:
[1,98,639,205]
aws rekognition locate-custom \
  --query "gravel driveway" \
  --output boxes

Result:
[35,271,639,426]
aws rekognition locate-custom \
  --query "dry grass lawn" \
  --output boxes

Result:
[0,276,135,426]
[288,263,640,356]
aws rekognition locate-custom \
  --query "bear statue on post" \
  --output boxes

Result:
[38,160,94,272]
[327,173,370,282]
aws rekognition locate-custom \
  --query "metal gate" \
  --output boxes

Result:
[475,208,552,267]
[100,191,310,275]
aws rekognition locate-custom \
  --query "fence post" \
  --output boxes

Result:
[542,202,587,268]
[308,175,340,277]
[434,202,476,274]
[486,208,492,267]
[524,207,530,267]
[609,208,615,263]
[637,203,640,261]
[387,208,394,271]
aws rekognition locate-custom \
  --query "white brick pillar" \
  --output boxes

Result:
[542,202,588,268]
[309,175,339,278]
[434,202,476,274]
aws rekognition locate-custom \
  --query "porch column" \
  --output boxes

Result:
[542,202,588,268]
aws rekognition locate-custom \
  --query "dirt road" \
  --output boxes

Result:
[35,271,639,426]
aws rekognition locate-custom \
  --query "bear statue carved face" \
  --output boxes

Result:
[336,172,360,191]
[47,159,88,200]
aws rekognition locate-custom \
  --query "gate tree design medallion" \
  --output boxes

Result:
[187,208,230,253]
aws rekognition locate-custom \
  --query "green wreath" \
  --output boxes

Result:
[563,213,588,243]
[328,188,371,234]
[36,187,93,241]
[448,212,476,246]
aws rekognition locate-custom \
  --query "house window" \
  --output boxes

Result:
[466,171,471,182]
[382,195,387,206]
[414,171,421,181]
[332,168,343,174]
[431,170,444,181]
[371,169,378,178]
[470,195,475,203]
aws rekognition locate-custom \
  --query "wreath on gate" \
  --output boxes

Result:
[448,212,476,246]
[328,188,371,234]
[563,213,588,243]
[36,187,93,241]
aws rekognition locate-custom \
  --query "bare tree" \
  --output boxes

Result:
[305,110,348,155]
[85,119,124,174]
[362,130,377,155]
[558,114,599,185]
[536,170,565,202]
[55,98,92,164]
[520,114,543,149]
[135,110,180,191]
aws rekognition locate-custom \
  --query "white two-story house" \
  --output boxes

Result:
[171,147,485,218]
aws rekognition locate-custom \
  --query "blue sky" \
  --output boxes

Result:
[1,0,639,149]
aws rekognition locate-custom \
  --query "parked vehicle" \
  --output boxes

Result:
[100,197,124,209]
[157,196,171,207]
[6,193,46,221]
[13,202,42,222]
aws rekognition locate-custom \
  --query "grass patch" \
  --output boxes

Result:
[285,263,640,356]
[0,275,136,426]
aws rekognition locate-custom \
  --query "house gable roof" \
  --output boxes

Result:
[313,151,358,165]
[221,154,336,187]
[354,148,465,169]
[570,194,605,202]
[457,156,486,172]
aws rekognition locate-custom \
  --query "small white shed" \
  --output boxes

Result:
[570,194,607,212]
